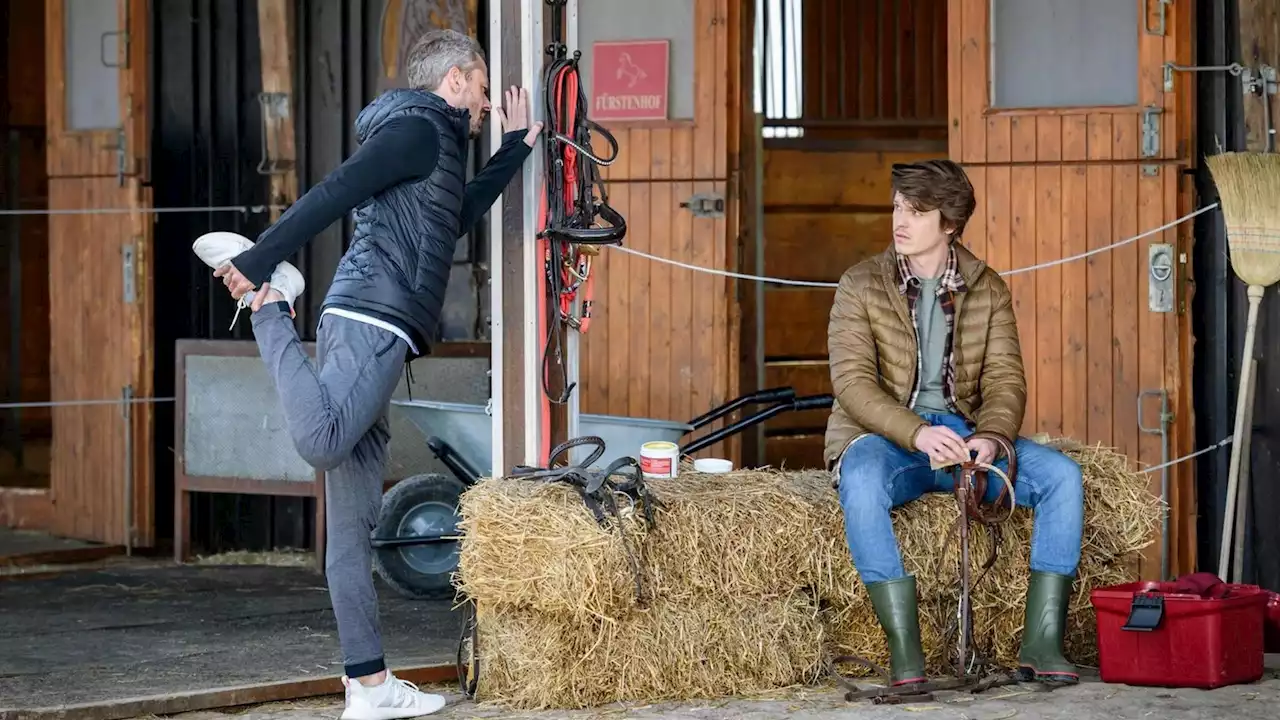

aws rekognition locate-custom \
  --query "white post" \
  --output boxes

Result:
[565,0,582,462]
[487,0,505,475]
[520,0,545,466]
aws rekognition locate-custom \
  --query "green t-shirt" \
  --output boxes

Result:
[912,277,950,415]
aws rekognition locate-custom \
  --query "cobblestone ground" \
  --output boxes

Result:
[158,669,1280,720]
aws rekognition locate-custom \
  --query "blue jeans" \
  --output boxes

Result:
[836,413,1084,585]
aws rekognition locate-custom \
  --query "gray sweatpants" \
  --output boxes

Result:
[251,304,407,679]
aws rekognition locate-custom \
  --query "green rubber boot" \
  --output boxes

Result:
[866,575,928,685]
[1017,571,1080,683]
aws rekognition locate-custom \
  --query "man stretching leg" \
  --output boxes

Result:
[825,159,1085,687]
[192,29,542,719]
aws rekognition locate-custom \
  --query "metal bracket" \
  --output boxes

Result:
[1138,388,1172,582]
[1145,0,1171,36]
[680,192,725,218]
[1162,62,1245,92]
[122,243,136,304]
[1140,106,1162,159]
[1240,64,1277,97]
[1148,243,1174,313]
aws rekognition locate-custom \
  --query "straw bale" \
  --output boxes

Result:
[456,438,1159,621]
[455,438,1160,706]
[455,469,840,621]
[469,591,826,710]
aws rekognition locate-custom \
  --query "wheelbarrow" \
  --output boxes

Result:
[370,387,835,600]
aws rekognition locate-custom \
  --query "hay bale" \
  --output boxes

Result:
[470,591,826,709]
[456,438,1161,706]
[455,469,840,621]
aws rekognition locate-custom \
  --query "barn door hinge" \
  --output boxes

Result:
[122,242,136,304]
[1145,0,1172,36]
[680,192,725,218]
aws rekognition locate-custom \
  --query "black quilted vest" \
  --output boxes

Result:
[322,88,470,356]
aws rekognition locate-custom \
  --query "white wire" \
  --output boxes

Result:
[609,203,1222,286]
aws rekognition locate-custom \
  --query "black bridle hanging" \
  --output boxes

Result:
[537,0,626,409]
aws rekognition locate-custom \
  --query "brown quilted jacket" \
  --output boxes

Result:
[823,244,1027,468]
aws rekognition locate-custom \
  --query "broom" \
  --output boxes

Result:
[1205,151,1280,580]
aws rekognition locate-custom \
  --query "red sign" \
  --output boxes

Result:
[591,40,670,121]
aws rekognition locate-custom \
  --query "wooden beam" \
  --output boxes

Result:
[1239,0,1280,152]
[0,664,458,720]
[493,0,529,473]
[0,488,52,531]
[257,0,299,222]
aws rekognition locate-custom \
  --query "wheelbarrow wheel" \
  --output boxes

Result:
[372,473,467,601]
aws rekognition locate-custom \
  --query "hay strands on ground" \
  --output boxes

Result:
[1205,150,1280,579]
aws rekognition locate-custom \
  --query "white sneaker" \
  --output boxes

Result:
[339,672,447,720]
[191,231,306,328]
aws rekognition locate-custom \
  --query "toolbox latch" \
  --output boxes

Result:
[1122,592,1165,632]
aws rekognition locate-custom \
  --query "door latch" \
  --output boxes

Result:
[680,192,725,218]
[1148,243,1174,313]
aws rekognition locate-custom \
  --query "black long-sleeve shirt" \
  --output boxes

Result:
[234,120,533,286]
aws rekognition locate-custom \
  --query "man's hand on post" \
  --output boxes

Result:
[494,86,544,147]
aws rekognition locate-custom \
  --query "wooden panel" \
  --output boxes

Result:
[765,434,827,470]
[763,212,889,282]
[763,148,939,207]
[763,289,832,359]
[948,0,1185,164]
[46,177,153,546]
[44,0,147,179]
[579,0,736,463]
[948,0,1195,578]
[763,361,832,431]
[790,0,947,139]
[41,1,154,546]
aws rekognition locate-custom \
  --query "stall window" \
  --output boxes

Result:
[990,0,1138,109]
[65,0,122,130]
[754,0,804,137]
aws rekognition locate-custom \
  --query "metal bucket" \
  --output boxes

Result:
[390,399,693,476]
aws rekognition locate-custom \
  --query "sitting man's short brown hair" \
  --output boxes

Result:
[890,159,978,240]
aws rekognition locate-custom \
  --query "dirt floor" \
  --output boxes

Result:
[147,663,1280,720]
[0,560,461,712]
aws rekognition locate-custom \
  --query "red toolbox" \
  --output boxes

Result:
[1266,590,1280,654]
[1091,580,1268,689]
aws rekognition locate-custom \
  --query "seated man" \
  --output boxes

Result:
[824,159,1084,686]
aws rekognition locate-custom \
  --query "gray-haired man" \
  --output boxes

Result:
[193,29,542,719]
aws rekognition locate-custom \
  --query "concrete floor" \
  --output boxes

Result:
[152,662,1280,720]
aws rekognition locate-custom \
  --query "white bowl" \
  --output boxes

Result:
[693,458,734,474]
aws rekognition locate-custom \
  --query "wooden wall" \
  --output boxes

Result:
[948,0,1196,578]
[756,0,949,468]
[797,0,948,140]
[580,0,739,456]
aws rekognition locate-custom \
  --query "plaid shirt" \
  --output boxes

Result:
[895,247,968,413]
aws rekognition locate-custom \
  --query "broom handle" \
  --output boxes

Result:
[1231,357,1257,583]
[1217,284,1265,579]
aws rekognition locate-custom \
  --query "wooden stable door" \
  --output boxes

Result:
[44,0,154,547]
[948,0,1196,577]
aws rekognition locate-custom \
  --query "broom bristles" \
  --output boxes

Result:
[1206,151,1280,288]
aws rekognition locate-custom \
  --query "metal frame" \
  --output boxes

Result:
[172,339,326,571]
